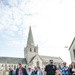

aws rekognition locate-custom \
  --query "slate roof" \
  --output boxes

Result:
[29,55,44,63]
[69,37,75,50]
[29,55,63,64]
[0,57,27,64]
[40,55,63,63]
[27,26,34,46]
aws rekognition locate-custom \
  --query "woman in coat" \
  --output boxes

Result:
[37,67,44,75]
[56,67,62,75]
[69,62,75,75]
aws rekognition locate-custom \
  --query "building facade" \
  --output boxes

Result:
[0,26,63,70]
[69,37,75,62]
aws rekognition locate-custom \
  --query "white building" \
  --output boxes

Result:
[69,37,75,62]
[0,26,63,70]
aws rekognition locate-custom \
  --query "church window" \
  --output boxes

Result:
[54,63,56,65]
[58,63,61,68]
[36,61,39,67]
[34,48,36,52]
[14,65,16,70]
[73,49,75,59]
[17,65,18,68]
[59,65,61,68]
[2,64,4,67]
[9,65,10,67]
[30,48,32,52]
[5,64,7,70]
[1,65,4,70]
[12,65,13,67]
[25,65,26,68]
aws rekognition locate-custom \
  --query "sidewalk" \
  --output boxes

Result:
[0,70,9,75]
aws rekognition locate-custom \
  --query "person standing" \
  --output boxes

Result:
[41,68,44,75]
[0,68,4,75]
[2,70,7,75]
[9,68,14,75]
[37,66,44,75]
[27,66,32,75]
[15,62,28,75]
[31,66,38,75]
[69,62,75,75]
[56,67,62,75]
[68,64,71,75]
[61,62,68,75]
[44,60,56,75]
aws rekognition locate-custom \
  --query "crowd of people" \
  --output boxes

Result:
[1,60,75,75]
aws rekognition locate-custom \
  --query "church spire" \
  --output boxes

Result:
[27,26,34,46]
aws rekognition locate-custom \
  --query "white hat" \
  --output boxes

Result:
[28,66,31,69]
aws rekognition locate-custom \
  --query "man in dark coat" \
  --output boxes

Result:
[15,62,28,75]
[31,66,38,75]
[44,60,56,75]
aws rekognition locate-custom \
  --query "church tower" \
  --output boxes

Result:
[24,26,38,64]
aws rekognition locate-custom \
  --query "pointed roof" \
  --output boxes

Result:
[69,37,75,50]
[29,55,63,64]
[27,26,34,46]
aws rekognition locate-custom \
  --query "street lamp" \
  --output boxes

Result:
[64,46,69,48]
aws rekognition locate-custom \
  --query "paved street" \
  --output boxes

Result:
[0,71,9,75]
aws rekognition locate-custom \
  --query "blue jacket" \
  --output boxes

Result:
[37,70,44,75]
[61,66,68,75]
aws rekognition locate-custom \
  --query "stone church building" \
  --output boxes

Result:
[0,26,63,70]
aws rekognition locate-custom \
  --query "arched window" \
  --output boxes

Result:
[54,63,56,66]
[5,64,7,70]
[25,66,26,69]
[14,65,16,70]
[34,48,36,52]
[59,65,61,68]
[1,64,4,70]
[9,65,10,67]
[2,64,4,67]
[73,49,75,58]
[30,48,32,52]
[58,63,61,68]
[36,61,39,67]
[17,65,18,68]
[12,65,13,67]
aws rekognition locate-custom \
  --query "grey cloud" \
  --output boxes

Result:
[0,0,36,25]
[0,0,12,8]
[0,0,31,8]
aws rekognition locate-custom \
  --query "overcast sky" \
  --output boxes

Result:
[0,0,75,65]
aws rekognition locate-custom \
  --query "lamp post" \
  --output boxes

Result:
[64,46,71,65]
[64,46,69,49]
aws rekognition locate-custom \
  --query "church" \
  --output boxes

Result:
[0,26,63,70]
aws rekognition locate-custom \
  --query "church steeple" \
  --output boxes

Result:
[27,26,34,46]
[24,26,38,63]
